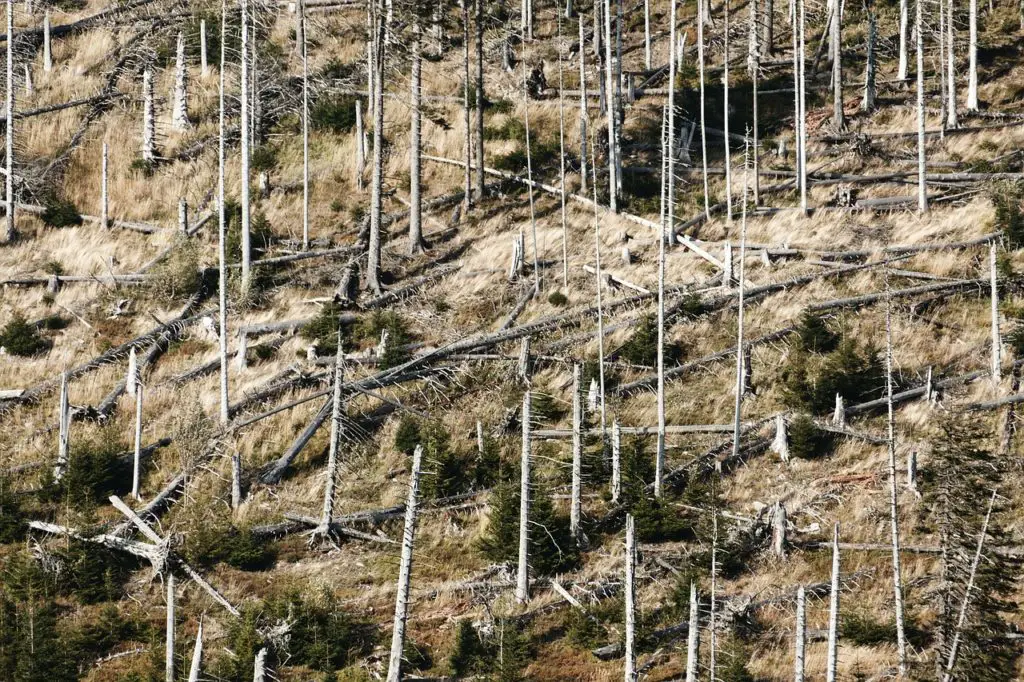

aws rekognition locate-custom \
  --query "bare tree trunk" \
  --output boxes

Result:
[253,648,267,682]
[991,242,1001,381]
[794,586,806,682]
[218,0,229,426]
[142,69,155,161]
[200,19,208,77]
[747,0,759,76]
[294,0,304,56]
[825,522,840,682]
[475,0,485,199]
[916,0,927,214]
[187,618,203,682]
[611,418,621,502]
[516,390,532,603]
[571,363,583,539]
[603,0,617,211]
[684,581,699,682]
[385,444,423,682]
[178,199,188,235]
[317,339,345,534]
[830,2,844,132]
[899,0,909,80]
[624,514,636,682]
[942,490,997,681]
[798,0,807,215]
[753,60,760,204]
[356,100,365,191]
[763,0,774,53]
[127,347,137,397]
[731,146,749,460]
[367,0,386,295]
[862,7,876,111]
[101,142,109,228]
[409,18,424,254]
[884,268,908,675]
[231,450,242,510]
[55,370,69,482]
[302,5,309,251]
[643,0,651,69]
[723,0,733,221]
[940,0,947,135]
[462,0,472,212]
[522,57,540,294]
[772,500,787,557]
[967,0,978,109]
[172,32,189,130]
[947,0,958,127]
[240,0,252,295]
[579,16,589,195]
[165,572,175,682]
[558,13,568,288]
[132,381,143,499]
[42,10,50,72]
[699,0,710,219]
[657,0,677,499]
[709,515,718,679]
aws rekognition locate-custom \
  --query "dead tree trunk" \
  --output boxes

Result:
[763,0,774,53]
[862,6,876,111]
[302,5,309,251]
[991,243,1001,382]
[367,0,386,294]
[522,57,540,295]
[825,522,840,682]
[699,0,710,219]
[916,0,927,214]
[624,514,636,681]
[240,0,252,294]
[794,586,806,682]
[409,17,424,254]
[830,1,844,132]
[898,0,909,80]
[643,0,651,69]
[603,0,617,211]
[200,19,208,76]
[731,148,749,460]
[187,619,203,682]
[517,390,532,603]
[42,10,50,72]
[127,347,137,397]
[798,0,807,214]
[165,572,175,682]
[685,581,699,682]
[100,141,109,227]
[475,0,485,199]
[967,0,978,110]
[132,380,143,499]
[231,449,242,510]
[356,100,365,191]
[947,0,958,127]
[462,0,472,211]
[747,0,759,77]
[142,70,155,161]
[316,340,346,536]
[611,418,621,502]
[656,6,675,499]
[723,0,733,220]
[294,0,304,56]
[55,370,69,482]
[571,363,583,540]
[217,0,229,426]
[558,13,568,288]
[385,444,423,682]
[884,268,908,674]
[172,32,189,130]
[579,15,588,195]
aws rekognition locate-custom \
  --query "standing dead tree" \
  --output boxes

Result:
[685,581,699,682]
[624,514,636,681]
[367,0,386,294]
[517,389,532,602]
[240,0,252,294]
[794,586,806,681]
[409,6,424,254]
[571,363,583,541]
[916,0,927,213]
[54,370,70,481]
[825,522,840,682]
[313,338,346,541]
[171,31,189,129]
[385,444,423,682]
[4,0,13,242]
[217,0,229,427]
[967,0,978,110]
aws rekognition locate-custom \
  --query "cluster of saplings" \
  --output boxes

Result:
[0,313,67,357]
[302,306,414,366]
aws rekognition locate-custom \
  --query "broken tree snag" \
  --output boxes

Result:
[611,418,621,502]
[55,370,70,482]
[923,365,934,403]
[517,389,532,603]
[825,522,840,682]
[231,449,242,510]
[385,444,423,682]
[772,501,787,558]
[355,100,365,191]
[142,68,155,161]
[991,243,1002,382]
[253,648,268,682]
[518,335,532,381]
[315,339,346,538]
[172,31,189,130]
[132,380,144,500]
[187,618,202,682]
[794,586,806,682]
[906,450,917,491]
[200,19,208,76]
[571,363,583,542]
[685,581,699,682]
[832,393,845,427]
[42,10,51,71]
[770,414,788,462]
[624,514,636,682]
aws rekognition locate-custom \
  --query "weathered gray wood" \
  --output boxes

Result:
[517,390,532,603]
[825,523,840,682]
[685,581,699,681]
[385,444,422,682]
[171,31,188,129]
[187,619,202,682]
[794,586,806,682]
[571,363,583,540]
[142,68,154,161]
[624,514,636,682]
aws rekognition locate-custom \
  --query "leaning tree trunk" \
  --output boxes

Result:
[967,0,978,110]
[684,581,699,682]
[794,586,806,682]
[240,0,252,294]
[830,1,844,131]
[947,0,958,127]
[516,390,532,603]
[172,32,189,130]
[825,522,840,682]
[367,0,386,294]
[385,444,423,682]
[409,18,424,254]
[884,268,909,675]
[916,0,927,214]
[217,0,229,426]
[317,339,346,536]
[862,6,876,111]
[898,0,909,80]
[571,363,583,540]
[624,514,636,682]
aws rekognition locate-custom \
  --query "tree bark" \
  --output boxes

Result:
[684,581,699,682]
[794,586,806,682]
[947,0,958,126]
[967,0,978,109]
[916,0,927,213]
[172,31,189,130]
[218,0,229,426]
[517,390,532,603]
[898,0,909,80]
[830,2,844,132]
[991,242,1001,381]
[367,0,386,294]
[142,68,155,161]
[409,18,424,254]
[571,363,583,539]
[763,0,773,53]
[294,0,304,56]
[624,514,636,681]
[302,4,309,250]
[825,522,840,682]
[747,0,759,76]
[862,7,876,111]
[240,0,252,294]
[385,444,423,682]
